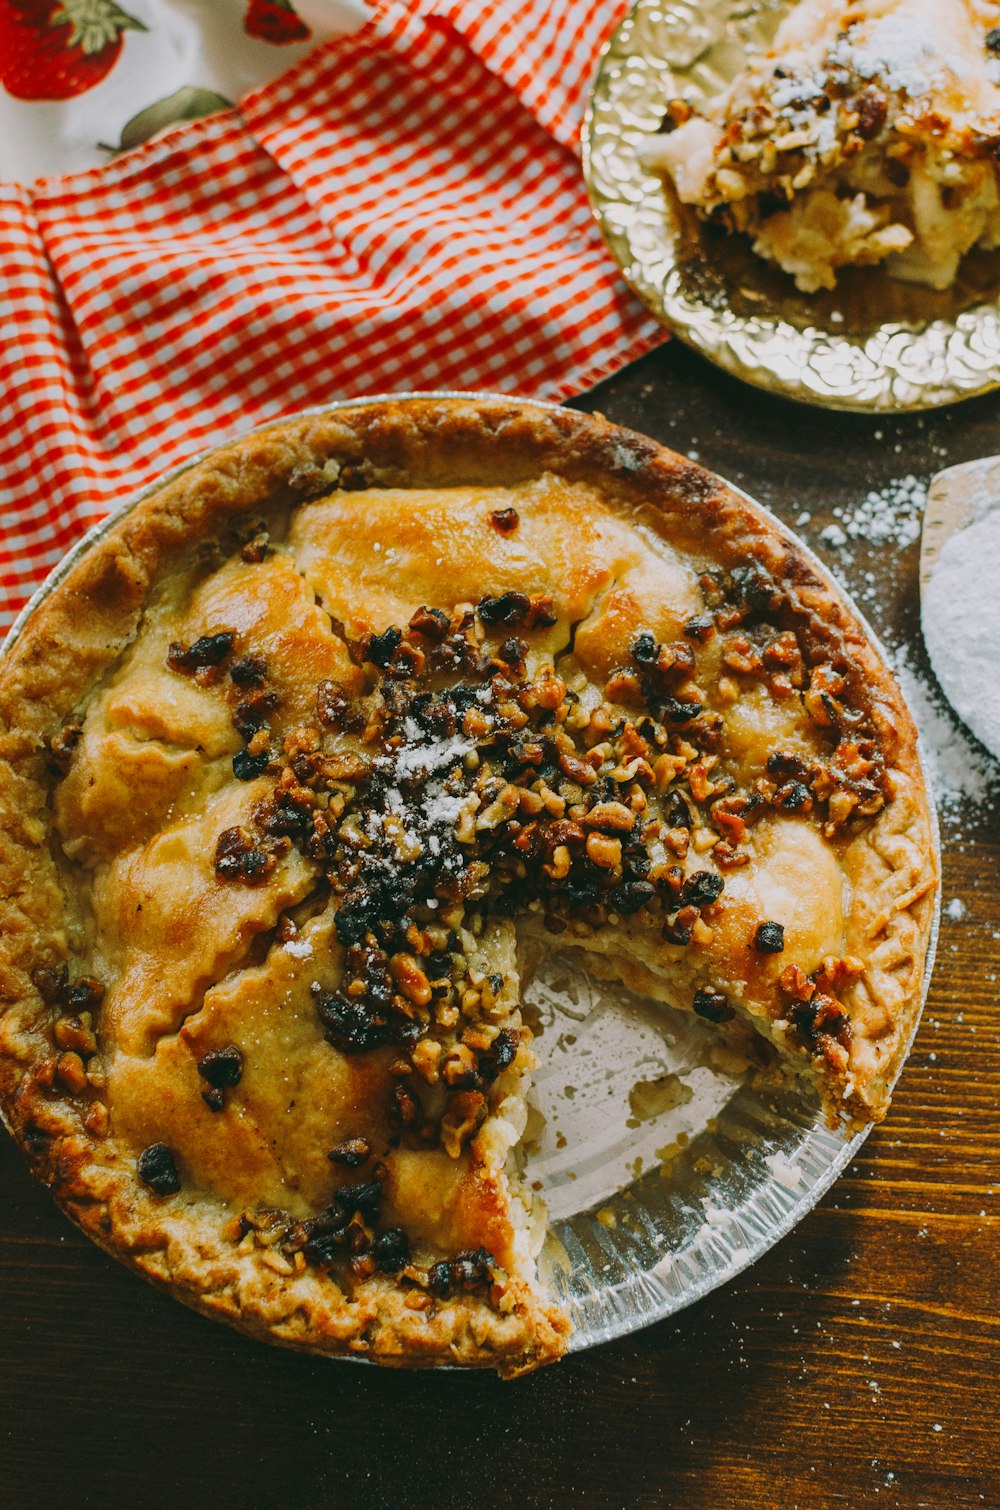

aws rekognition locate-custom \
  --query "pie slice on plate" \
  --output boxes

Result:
[642,0,1000,292]
[0,398,937,1375]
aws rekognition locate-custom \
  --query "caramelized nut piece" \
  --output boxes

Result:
[586,833,622,869]
[390,954,432,1008]
[56,1051,88,1094]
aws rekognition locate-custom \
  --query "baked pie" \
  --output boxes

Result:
[0,398,936,1376]
[642,0,1000,291]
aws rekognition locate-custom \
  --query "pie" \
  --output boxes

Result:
[641,0,1000,291]
[0,397,937,1376]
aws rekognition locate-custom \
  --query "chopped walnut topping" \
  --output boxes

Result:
[179,561,893,1281]
[328,1137,372,1168]
[214,826,279,884]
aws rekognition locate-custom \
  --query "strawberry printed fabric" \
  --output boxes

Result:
[0,0,366,179]
[0,0,666,630]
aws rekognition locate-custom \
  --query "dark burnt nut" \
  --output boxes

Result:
[230,653,267,686]
[660,696,703,724]
[767,750,810,781]
[680,871,725,909]
[233,690,279,738]
[479,1026,520,1083]
[661,907,697,946]
[30,964,68,1005]
[986,25,1000,50]
[313,983,391,1053]
[630,630,659,665]
[232,748,271,781]
[614,879,657,915]
[336,1179,383,1221]
[137,1142,181,1196]
[777,781,813,813]
[67,976,105,1013]
[451,1247,494,1290]
[753,921,785,954]
[664,790,694,831]
[166,631,235,672]
[692,987,734,1023]
[30,964,103,1019]
[730,563,779,615]
[478,591,531,627]
[490,1028,519,1070]
[365,627,403,668]
[790,994,852,1049]
[371,1227,410,1272]
[427,1260,454,1298]
[499,637,527,666]
[427,1247,494,1297]
[525,595,558,628]
[302,1229,343,1269]
[197,1045,244,1088]
[328,1137,372,1168]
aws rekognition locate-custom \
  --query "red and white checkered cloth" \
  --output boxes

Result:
[0,0,666,631]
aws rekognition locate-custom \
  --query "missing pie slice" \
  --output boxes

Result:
[0,398,936,1375]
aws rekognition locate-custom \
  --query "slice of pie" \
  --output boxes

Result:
[0,398,937,1375]
[642,0,1000,291]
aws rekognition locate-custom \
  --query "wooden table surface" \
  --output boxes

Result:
[1,344,997,1510]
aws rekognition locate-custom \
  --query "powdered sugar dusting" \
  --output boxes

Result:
[823,475,928,549]
[922,500,1000,762]
[283,936,314,959]
[891,642,997,818]
[394,727,474,781]
[828,15,940,98]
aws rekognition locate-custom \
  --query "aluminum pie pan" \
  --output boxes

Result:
[581,0,1000,413]
[0,392,941,1360]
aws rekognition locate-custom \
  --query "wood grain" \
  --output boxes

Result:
[0,341,997,1510]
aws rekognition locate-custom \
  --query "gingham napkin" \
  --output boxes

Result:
[0,0,665,630]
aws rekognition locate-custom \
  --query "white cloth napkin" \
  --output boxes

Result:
[0,0,369,181]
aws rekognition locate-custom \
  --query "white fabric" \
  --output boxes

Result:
[0,0,370,182]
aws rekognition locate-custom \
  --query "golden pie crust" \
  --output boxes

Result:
[0,398,937,1376]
